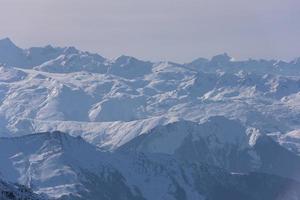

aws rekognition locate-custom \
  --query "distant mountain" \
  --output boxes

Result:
[0,38,299,75]
[0,38,300,199]
[1,132,300,200]
[0,38,299,151]
[187,53,300,76]
[0,38,64,68]
[0,38,28,67]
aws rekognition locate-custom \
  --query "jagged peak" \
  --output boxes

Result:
[63,46,79,55]
[189,57,209,64]
[0,37,13,44]
[146,116,245,140]
[0,37,19,50]
[210,53,233,63]
[28,44,58,51]
[114,55,138,63]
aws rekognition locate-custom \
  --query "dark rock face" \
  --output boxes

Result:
[0,179,45,200]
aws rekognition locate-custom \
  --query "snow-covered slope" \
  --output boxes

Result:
[0,38,64,68]
[0,131,196,199]
[269,130,300,155]
[0,39,299,152]
[1,132,300,200]
[0,38,300,199]
[119,116,300,181]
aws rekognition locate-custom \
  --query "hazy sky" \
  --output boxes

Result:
[0,0,299,62]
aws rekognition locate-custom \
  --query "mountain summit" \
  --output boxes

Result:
[0,38,17,49]
[0,38,27,66]
[0,39,300,199]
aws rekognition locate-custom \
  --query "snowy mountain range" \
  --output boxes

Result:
[0,37,300,199]
[1,131,300,200]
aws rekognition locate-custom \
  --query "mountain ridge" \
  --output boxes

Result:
[0,37,300,199]
[1,131,300,200]
[0,38,299,75]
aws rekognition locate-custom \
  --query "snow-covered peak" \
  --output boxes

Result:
[0,39,300,199]
[187,54,300,76]
[0,38,18,49]
[0,131,108,198]
[189,57,209,65]
[0,38,27,67]
[120,117,252,155]
[1,132,300,200]
[119,117,300,181]
[210,53,232,64]
[34,50,108,73]
[0,38,299,77]
[109,55,153,78]
[62,46,79,55]
[114,55,136,63]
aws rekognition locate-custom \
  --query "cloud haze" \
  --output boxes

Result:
[0,0,299,62]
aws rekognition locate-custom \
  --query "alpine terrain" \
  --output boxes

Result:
[0,38,300,200]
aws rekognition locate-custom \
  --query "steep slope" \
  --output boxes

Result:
[1,132,300,200]
[0,38,65,68]
[270,130,300,155]
[0,179,45,200]
[0,38,299,158]
[108,55,153,79]
[34,48,108,74]
[0,132,112,199]
[0,38,28,67]
[1,63,300,147]
[119,117,300,181]
[0,131,201,199]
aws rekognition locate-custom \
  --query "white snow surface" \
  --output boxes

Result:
[269,130,300,155]
[0,132,205,200]
[0,38,299,153]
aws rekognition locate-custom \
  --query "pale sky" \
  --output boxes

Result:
[0,0,299,62]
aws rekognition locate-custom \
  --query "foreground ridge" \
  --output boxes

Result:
[0,132,300,200]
